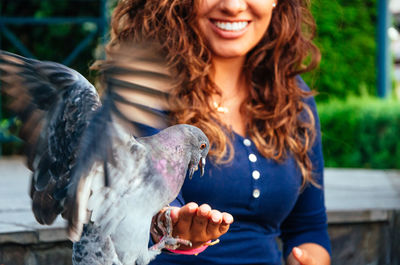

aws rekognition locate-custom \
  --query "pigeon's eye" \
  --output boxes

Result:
[200,143,207,150]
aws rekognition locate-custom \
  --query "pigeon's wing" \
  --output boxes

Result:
[0,50,101,225]
[98,42,173,133]
[1,42,174,243]
[59,43,174,241]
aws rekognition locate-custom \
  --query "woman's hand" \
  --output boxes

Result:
[155,202,234,250]
[287,247,316,265]
[286,243,330,265]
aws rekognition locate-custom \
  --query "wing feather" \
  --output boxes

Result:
[1,42,173,241]
[0,50,100,225]
[61,42,173,240]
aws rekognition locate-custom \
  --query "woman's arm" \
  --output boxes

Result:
[287,243,331,265]
[281,77,331,264]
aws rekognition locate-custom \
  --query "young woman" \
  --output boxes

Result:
[108,0,331,264]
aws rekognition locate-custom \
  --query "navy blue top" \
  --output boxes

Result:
[146,77,331,265]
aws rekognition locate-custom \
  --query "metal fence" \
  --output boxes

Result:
[0,0,109,155]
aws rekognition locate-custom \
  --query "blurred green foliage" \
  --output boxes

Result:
[318,96,400,168]
[0,0,106,155]
[1,0,396,170]
[0,0,105,73]
[0,118,22,155]
[304,0,377,101]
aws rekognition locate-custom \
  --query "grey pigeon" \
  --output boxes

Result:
[0,48,209,265]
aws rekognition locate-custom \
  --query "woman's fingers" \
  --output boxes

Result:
[167,207,180,224]
[161,202,234,249]
[206,211,233,239]
[191,204,212,239]
[219,212,233,234]
[291,247,316,265]
[172,202,198,237]
[206,210,223,238]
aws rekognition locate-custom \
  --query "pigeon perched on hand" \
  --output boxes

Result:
[0,46,209,265]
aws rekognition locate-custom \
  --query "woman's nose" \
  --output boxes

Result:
[218,0,247,16]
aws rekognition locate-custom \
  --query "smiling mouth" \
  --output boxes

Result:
[211,20,249,32]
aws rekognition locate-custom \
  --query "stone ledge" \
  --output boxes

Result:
[0,206,67,244]
[1,157,400,244]
[0,212,67,244]
[324,168,400,212]
[0,228,67,245]
[1,209,394,245]
[327,209,390,224]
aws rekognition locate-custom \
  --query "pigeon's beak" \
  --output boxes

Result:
[188,157,206,179]
[199,157,206,177]
[188,166,195,180]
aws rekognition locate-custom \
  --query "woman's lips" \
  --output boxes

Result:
[209,19,250,39]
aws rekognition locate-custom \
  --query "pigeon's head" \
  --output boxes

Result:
[179,124,210,179]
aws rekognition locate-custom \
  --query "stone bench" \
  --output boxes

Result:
[324,168,400,265]
[1,157,399,264]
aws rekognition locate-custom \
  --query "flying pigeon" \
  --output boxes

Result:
[0,47,209,265]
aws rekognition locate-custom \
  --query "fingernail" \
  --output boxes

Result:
[224,215,233,224]
[212,214,221,223]
[200,208,209,215]
[171,208,179,218]
[188,203,197,211]
[293,247,302,257]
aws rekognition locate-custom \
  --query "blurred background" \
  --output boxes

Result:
[0,0,399,264]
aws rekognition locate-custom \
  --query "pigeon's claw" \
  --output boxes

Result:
[149,208,192,252]
[164,236,192,250]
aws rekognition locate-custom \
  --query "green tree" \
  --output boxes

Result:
[304,0,377,101]
[0,0,106,155]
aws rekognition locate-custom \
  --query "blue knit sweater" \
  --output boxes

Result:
[147,77,331,265]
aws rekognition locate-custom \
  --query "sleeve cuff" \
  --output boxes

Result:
[282,228,332,258]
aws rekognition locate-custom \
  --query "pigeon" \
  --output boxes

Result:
[0,47,210,265]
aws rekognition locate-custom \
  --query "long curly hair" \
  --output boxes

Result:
[108,0,321,186]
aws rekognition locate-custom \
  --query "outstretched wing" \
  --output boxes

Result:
[1,42,173,241]
[63,43,174,241]
[0,51,101,225]
[98,42,172,132]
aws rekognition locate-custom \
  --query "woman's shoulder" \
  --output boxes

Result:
[296,75,316,108]
[295,75,311,92]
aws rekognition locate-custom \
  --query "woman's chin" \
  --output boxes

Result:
[212,48,248,60]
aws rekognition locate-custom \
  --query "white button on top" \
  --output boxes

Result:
[252,170,260,180]
[253,189,260,198]
[243,138,251,146]
[249,154,257,163]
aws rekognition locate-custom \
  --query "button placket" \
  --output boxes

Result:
[248,153,257,163]
[243,138,252,147]
[242,138,261,203]
[252,188,260,198]
[252,170,260,180]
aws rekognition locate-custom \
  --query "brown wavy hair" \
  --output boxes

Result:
[108,0,321,186]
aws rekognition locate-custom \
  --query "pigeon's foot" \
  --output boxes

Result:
[149,207,192,252]
[149,234,192,252]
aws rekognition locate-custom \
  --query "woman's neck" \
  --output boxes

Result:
[210,56,248,136]
[211,56,247,98]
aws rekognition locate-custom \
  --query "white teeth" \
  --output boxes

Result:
[214,21,248,31]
